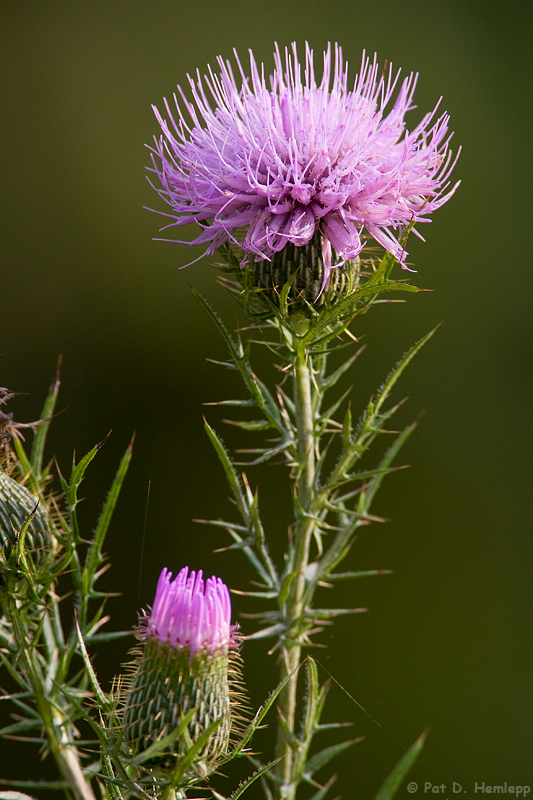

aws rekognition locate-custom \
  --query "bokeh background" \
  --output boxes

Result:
[2,1,533,796]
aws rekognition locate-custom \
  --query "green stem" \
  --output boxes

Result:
[6,583,96,800]
[274,344,317,799]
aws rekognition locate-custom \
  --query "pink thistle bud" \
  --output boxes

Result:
[146,566,232,658]
[120,567,244,779]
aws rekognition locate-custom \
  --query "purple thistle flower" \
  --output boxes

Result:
[148,42,459,281]
[146,566,233,657]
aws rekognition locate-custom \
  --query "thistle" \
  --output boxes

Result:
[145,42,460,800]
[148,42,459,287]
[121,567,242,780]
[0,41,460,800]
[0,470,51,564]
[0,387,53,567]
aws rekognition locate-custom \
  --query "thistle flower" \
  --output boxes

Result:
[0,388,52,566]
[121,567,242,778]
[0,470,51,565]
[149,42,459,287]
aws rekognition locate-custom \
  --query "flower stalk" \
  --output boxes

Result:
[274,346,316,793]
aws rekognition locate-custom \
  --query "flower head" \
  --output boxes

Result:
[146,566,233,657]
[0,471,51,565]
[121,567,242,777]
[149,43,459,281]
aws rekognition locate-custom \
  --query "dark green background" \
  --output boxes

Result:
[2,1,532,796]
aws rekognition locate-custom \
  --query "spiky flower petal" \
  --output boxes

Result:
[149,42,459,283]
[147,566,232,657]
[121,567,241,778]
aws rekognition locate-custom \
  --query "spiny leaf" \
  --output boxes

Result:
[170,716,224,785]
[0,719,42,735]
[204,420,247,523]
[300,280,422,348]
[373,730,427,800]
[192,286,282,430]
[99,752,124,800]
[229,662,302,756]
[307,774,338,800]
[11,438,33,486]
[278,571,298,606]
[75,618,110,711]
[212,757,284,800]
[304,738,360,778]
[67,435,109,510]
[244,623,286,641]
[128,708,197,768]
[0,790,63,798]
[80,436,133,627]
[328,570,392,580]
[224,419,272,431]
[363,420,419,510]
[318,346,366,391]
[312,608,367,620]
[374,326,439,417]
[303,657,321,740]
[29,357,62,484]
[319,387,353,429]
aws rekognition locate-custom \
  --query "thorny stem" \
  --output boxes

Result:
[5,582,96,800]
[274,344,317,799]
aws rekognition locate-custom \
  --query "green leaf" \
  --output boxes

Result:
[328,570,392,580]
[278,571,298,606]
[11,438,33,485]
[304,738,359,778]
[204,420,248,522]
[229,662,302,757]
[80,435,134,622]
[223,419,272,431]
[374,326,439,417]
[373,731,427,800]
[0,719,42,735]
[319,346,365,391]
[83,630,131,643]
[303,657,321,741]
[212,757,284,800]
[68,437,109,509]
[341,404,352,449]
[30,357,61,483]
[307,775,337,800]
[313,608,367,619]
[127,709,197,769]
[363,420,418,510]
[170,716,224,786]
[0,785,68,792]
[65,436,109,545]
[192,287,282,431]
[99,752,124,800]
[75,618,110,711]
[278,270,300,318]
[300,280,422,349]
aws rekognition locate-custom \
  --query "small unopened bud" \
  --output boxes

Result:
[0,470,51,564]
[121,567,242,777]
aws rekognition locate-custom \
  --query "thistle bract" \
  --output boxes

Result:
[121,567,239,777]
[149,42,459,287]
[0,470,51,565]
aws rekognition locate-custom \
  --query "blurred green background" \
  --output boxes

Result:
[2,0,533,796]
